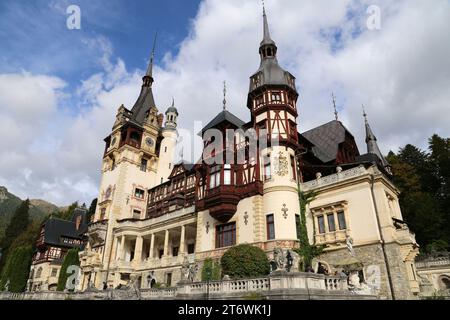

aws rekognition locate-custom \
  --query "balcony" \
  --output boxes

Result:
[202,185,240,223]
[315,230,349,246]
[87,220,108,247]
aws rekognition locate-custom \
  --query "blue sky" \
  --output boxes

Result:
[0,0,200,91]
[0,0,449,206]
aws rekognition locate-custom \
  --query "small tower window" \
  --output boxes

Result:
[140,159,148,172]
[271,92,281,102]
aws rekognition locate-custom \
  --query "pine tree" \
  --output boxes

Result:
[57,248,80,292]
[0,246,32,292]
[0,200,30,273]
[88,198,98,222]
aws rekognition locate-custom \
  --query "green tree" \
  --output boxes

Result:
[54,202,78,221]
[294,190,325,271]
[0,200,30,273]
[87,198,98,222]
[387,135,450,251]
[57,248,80,292]
[220,244,270,279]
[0,246,32,292]
[201,258,221,281]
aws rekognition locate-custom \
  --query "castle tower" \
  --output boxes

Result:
[156,100,179,184]
[247,7,301,242]
[80,37,168,289]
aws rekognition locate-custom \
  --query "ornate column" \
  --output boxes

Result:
[163,230,170,257]
[149,234,155,259]
[134,236,143,262]
[119,235,126,261]
[179,225,186,255]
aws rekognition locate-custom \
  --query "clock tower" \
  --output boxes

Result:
[82,40,175,288]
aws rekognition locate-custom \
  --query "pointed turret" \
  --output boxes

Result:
[249,6,296,94]
[130,33,158,125]
[363,107,392,174]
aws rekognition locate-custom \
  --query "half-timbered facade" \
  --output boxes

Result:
[78,8,420,300]
[27,207,88,292]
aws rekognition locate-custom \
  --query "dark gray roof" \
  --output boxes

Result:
[249,9,297,93]
[261,10,276,47]
[42,208,88,248]
[199,110,245,135]
[302,120,355,163]
[130,83,157,125]
[365,120,390,168]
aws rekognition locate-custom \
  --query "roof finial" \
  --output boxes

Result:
[223,81,227,111]
[262,0,266,16]
[172,97,175,108]
[146,32,158,77]
[362,104,368,123]
[332,92,339,121]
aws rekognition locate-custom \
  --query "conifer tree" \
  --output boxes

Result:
[0,200,30,273]
[57,248,80,292]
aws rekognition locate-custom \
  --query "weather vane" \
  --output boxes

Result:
[223,81,227,111]
[332,92,339,121]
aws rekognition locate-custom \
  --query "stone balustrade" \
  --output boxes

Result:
[301,165,368,191]
[0,272,377,300]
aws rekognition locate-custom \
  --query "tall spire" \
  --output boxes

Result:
[260,0,276,48]
[332,92,339,121]
[363,105,391,173]
[223,81,227,111]
[130,34,158,125]
[143,32,158,86]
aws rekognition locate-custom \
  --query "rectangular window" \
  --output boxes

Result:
[140,159,148,172]
[134,188,145,199]
[172,247,179,257]
[158,249,164,259]
[337,211,347,230]
[187,243,195,254]
[224,164,231,185]
[216,222,236,248]
[271,92,282,102]
[264,155,271,181]
[100,208,106,220]
[295,214,301,239]
[318,216,325,234]
[209,166,221,189]
[166,273,172,287]
[266,214,275,240]
[133,209,141,219]
[51,268,58,277]
[290,155,296,180]
[327,213,336,232]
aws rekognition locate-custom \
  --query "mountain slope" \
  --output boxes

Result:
[0,187,60,239]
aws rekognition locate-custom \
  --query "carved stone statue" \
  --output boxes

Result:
[271,248,286,272]
[188,264,199,283]
[181,257,191,281]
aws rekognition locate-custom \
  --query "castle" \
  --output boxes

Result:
[77,9,420,300]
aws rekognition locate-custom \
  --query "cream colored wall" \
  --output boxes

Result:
[29,263,60,290]
[262,147,300,241]
[156,129,178,185]
[307,182,381,245]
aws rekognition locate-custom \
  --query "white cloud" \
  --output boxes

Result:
[1,0,449,206]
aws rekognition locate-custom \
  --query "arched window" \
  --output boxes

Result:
[440,276,450,290]
[36,267,42,278]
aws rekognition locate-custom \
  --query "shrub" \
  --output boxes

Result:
[201,258,221,281]
[220,244,270,279]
